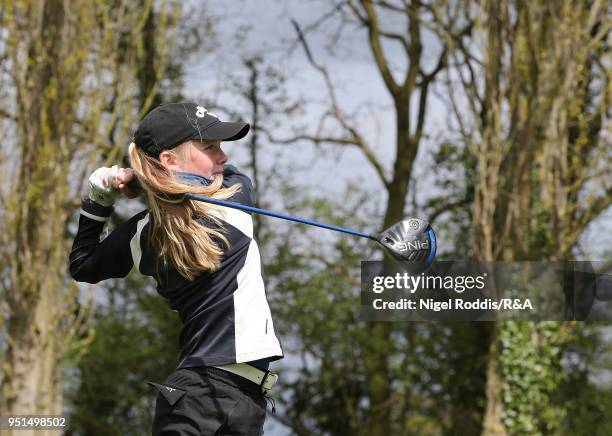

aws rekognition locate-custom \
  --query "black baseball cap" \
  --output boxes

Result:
[133,101,250,157]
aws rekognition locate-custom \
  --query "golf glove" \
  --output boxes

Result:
[88,165,121,206]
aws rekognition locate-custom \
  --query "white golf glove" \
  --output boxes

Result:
[88,165,121,206]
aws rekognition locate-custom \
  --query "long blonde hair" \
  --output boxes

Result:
[128,142,241,280]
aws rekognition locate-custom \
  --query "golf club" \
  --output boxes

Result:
[183,193,437,265]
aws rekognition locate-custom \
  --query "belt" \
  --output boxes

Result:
[213,363,278,391]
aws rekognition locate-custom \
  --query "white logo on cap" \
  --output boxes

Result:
[195,106,219,119]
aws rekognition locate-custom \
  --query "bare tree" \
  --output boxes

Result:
[271,1,469,433]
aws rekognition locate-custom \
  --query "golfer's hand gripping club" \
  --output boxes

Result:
[88,166,139,206]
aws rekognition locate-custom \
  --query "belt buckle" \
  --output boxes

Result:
[259,370,271,392]
[259,370,279,392]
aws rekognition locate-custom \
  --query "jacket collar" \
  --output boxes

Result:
[176,172,212,186]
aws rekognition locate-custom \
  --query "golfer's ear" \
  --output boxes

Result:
[159,150,177,168]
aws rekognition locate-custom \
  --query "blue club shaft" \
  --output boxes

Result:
[184,193,375,240]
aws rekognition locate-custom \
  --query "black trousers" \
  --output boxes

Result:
[149,366,268,435]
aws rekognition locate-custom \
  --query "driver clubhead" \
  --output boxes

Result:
[376,218,437,265]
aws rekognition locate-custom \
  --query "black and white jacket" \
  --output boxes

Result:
[70,165,284,369]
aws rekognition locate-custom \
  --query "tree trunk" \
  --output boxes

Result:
[1,2,69,433]
[3,298,64,436]
[362,323,392,435]
[481,325,506,436]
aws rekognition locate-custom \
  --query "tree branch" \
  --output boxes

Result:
[414,46,447,143]
[265,129,390,188]
[576,185,612,232]
[290,19,389,187]
[357,0,400,94]
[0,107,16,121]
[287,2,346,54]
[401,1,422,92]
[372,0,405,14]
[378,29,410,53]
[428,196,472,226]
[265,131,358,146]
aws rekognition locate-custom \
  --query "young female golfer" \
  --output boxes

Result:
[70,102,283,435]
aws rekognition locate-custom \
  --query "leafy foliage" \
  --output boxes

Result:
[499,322,575,435]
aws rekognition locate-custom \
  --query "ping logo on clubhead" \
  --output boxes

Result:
[407,219,420,230]
[397,240,430,252]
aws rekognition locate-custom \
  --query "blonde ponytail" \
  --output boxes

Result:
[128,142,241,280]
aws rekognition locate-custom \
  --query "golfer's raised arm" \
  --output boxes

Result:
[69,166,143,283]
[70,200,142,283]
